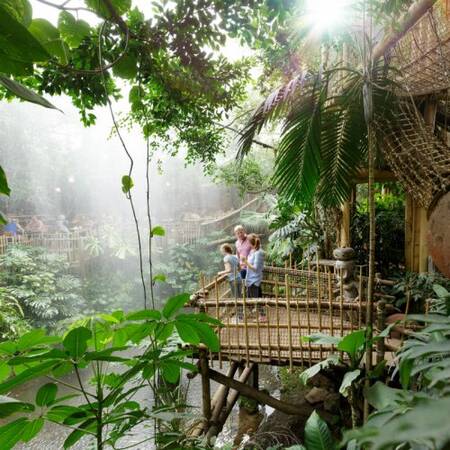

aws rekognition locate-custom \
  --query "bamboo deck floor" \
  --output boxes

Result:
[205,304,358,366]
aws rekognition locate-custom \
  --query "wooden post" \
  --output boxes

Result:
[340,200,351,247]
[199,349,211,424]
[376,300,386,364]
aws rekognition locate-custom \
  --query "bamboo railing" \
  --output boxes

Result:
[189,265,388,367]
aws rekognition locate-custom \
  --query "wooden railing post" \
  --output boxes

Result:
[376,300,386,364]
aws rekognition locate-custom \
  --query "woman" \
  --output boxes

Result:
[218,243,242,299]
[242,234,266,321]
[234,224,251,280]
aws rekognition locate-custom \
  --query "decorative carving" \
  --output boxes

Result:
[333,247,359,302]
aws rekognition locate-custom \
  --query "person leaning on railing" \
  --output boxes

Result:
[242,234,266,322]
[218,243,243,320]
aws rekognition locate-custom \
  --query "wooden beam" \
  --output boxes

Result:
[372,0,438,61]
[199,349,211,423]
[206,363,254,441]
[353,169,397,183]
[208,367,313,417]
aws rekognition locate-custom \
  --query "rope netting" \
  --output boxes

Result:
[376,98,450,208]
[387,1,450,97]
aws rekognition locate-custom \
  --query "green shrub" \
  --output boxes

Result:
[0,246,86,329]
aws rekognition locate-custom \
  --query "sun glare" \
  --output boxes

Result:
[305,0,350,31]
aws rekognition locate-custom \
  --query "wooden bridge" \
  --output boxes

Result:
[187,264,395,439]
[190,265,391,367]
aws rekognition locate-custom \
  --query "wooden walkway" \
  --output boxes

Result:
[190,266,386,368]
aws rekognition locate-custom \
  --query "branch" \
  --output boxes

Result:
[35,0,93,13]
[100,0,134,37]
[208,367,313,416]
[215,122,276,150]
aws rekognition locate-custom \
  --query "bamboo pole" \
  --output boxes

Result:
[316,253,323,360]
[306,274,312,365]
[376,301,387,364]
[296,276,304,366]
[267,298,272,361]
[328,270,334,338]
[286,274,293,370]
[243,283,250,365]
[215,276,222,369]
[212,364,255,437]
[372,0,438,61]
[275,280,281,362]
[199,348,211,424]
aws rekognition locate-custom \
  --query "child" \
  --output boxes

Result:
[218,243,242,299]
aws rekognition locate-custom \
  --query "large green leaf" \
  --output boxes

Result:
[84,0,131,18]
[0,396,34,418]
[317,72,367,206]
[1,0,32,26]
[299,355,339,385]
[162,293,190,319]
[195,322,220,352]
[17,328,61,350]
[21,418,44,442]
[36,382,58,406]
[0,360,57,394]
[175,321,200,344]
[58,11,90,48]
[0,76,59,109]
[0,166,10,196]
[0,52,32,76]
[28,18,68,63]
[0,4,49,62]
[63,326,92,359]
[63,418,96,449]
[272,83,323,205]
[304,411,336,450]
[364,381,408,410]
[339,369,361,397]
[112,53,138,79]
[337,329,366,362]
[0,418,28,450]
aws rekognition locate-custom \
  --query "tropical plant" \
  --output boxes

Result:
[301,328,390,428]
[0,293,221,449]
[391,272,450,311]
[0,287,29,340]
[345,310,450,450]
[266,411,337,450]
[238,62,401,208]
[213,154,274,198]
[0,246,86,329]
[351,190,405,274]
[153,233,225,298]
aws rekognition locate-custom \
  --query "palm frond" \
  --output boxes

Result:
[271,79,325,204]
[237,71,312,158]
[317,73,367,206]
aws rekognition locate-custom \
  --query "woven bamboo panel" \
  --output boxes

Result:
[387,1,450,96]
[376,99,450,209]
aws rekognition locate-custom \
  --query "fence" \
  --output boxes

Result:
[0,231,90,263]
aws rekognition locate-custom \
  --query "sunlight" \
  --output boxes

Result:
[305,0,351,32]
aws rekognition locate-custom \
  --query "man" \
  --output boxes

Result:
[234,224,251,279]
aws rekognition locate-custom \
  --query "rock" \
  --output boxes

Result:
[323,392,341,413]
[305,387,329,404]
